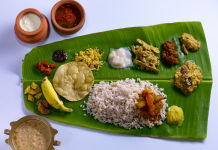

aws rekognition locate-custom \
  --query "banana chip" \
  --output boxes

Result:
[53,62,94,101]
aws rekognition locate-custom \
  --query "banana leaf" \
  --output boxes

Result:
[22,22,212,138]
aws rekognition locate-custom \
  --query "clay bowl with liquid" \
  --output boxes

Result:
[51,0,85,35]
[14,8,49,44]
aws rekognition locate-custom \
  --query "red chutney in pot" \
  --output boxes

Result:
[55,4,81,29]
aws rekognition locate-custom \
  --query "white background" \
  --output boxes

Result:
[1,0,218,150]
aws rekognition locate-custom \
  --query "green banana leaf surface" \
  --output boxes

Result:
[22,22,212,138]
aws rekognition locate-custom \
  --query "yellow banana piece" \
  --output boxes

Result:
[41,76,73,112]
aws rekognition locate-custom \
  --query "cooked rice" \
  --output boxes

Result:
[86,78,167,129]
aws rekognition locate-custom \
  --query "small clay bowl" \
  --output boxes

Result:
[14,8,49,44]
[51,0,85,35]
[4,115,60,150]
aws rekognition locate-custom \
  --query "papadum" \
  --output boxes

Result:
[53,62,94,101]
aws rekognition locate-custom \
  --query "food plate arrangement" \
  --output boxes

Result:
[22,22,212,138]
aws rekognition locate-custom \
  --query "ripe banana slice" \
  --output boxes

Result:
[41,76,73,112]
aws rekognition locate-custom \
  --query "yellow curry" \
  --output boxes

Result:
[174,61,202,95]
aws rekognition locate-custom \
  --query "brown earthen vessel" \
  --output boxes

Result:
[51,0,85,35]
[14,8,49,44]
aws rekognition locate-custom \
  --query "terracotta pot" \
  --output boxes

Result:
[4,115,60,150]
[14,8,49,44]
[51,0,85,35]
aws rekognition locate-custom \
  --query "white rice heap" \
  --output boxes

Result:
[86,78,167,129]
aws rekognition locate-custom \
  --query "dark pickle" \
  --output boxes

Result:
[52,50,68,62]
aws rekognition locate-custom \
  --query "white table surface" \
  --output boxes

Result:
[1,0,218,150]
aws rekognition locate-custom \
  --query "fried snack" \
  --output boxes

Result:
[25,82,42,102]
[34,93,42,99]
[31,82,38,89]
[28,94,34,102]
[53,62,94,101]
[74,47,104,71]
[24,86,31,94]
[37,100,50,114]
[131,39,160,73]
[180,33,201,55]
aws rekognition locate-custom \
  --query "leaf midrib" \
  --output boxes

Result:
[22,78,213,82]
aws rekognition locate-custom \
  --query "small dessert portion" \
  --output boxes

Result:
[180,33,201,55]
[108,47,132,68]
[162,41,179,66]
[53,62,94,101]
[74,47,104,71]
[167,106,184,126]
[55,4,81,28]
[131,39,160,73]
[174,61,202,95]
[13,119,51,150]
[20,13,41,32]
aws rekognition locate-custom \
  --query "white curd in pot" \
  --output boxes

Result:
[20,13,41,32]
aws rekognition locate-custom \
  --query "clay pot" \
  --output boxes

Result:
[51,0,85,35]
[14,8,49,44]
[4,115,60,150]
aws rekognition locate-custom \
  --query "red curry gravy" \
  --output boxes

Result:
[55,4,81,29]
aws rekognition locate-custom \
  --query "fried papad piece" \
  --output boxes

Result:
[53,62,94,101]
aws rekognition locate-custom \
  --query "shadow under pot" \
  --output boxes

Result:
[14,8,49,44]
